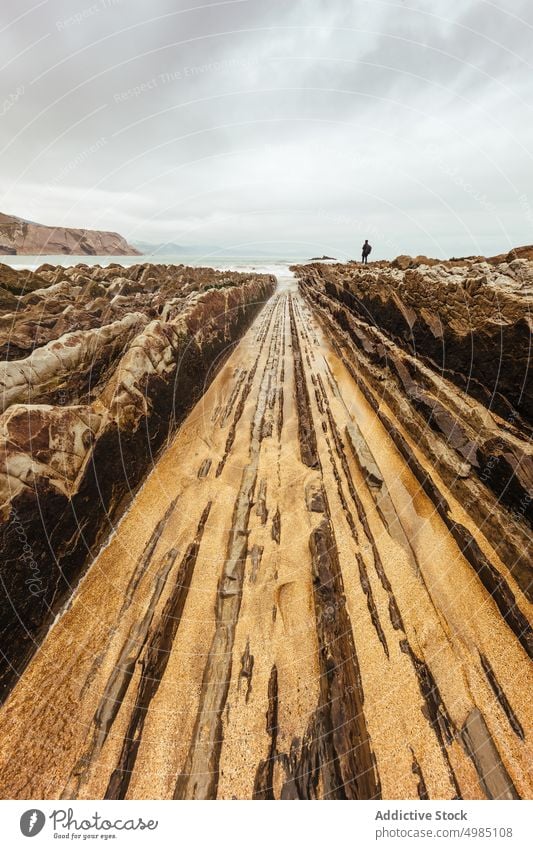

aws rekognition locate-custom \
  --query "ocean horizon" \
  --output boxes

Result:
[0,253,341,275]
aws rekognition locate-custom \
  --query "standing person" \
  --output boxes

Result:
[362,239,372,264]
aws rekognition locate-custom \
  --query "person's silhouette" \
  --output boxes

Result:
[362,239,372,264]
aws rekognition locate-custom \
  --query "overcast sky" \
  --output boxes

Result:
[1,0,532,258]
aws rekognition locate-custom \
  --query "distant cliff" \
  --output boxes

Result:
[0,212,140,256]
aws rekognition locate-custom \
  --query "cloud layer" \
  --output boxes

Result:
[1,0,532,257]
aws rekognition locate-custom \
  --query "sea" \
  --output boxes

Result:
[0,254,329,276]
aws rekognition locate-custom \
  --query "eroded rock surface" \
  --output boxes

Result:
[0,262,275,695]
[0,265,530,802]
[294,258,533,602]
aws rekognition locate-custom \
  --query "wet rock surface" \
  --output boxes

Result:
[0,268,530,801]
[0,262,275,697]
[296,256,533,423]
[294,258,533,602]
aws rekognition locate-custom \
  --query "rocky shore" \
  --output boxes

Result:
[0,254,530,801]
[293,253,533,606]
[0,261,275,696]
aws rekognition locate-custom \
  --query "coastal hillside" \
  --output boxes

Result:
[0,211,140,256]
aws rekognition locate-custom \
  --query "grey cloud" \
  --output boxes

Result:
[1,0,532,258]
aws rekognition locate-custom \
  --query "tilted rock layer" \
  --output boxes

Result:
[293,257,533,603]
[0,261,275,695]
[0,211,140,256]
[286,257,531,801]
[0,257,530,801]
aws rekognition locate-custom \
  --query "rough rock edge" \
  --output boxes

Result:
[0,275,275,699]
[295,267,532,603]
[292,261,533,422]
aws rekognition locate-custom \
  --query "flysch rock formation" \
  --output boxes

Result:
[293,256,533,604]
[0,211,140,256]
[0,261,275,699]
[0,257,530,802]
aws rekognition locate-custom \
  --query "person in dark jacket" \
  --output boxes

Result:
[362,239,372,264]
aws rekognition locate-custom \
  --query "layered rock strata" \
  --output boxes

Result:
[0,265,530,801]
[293,259,533,605]
[0,263,274,696]
[0,212,140,256]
